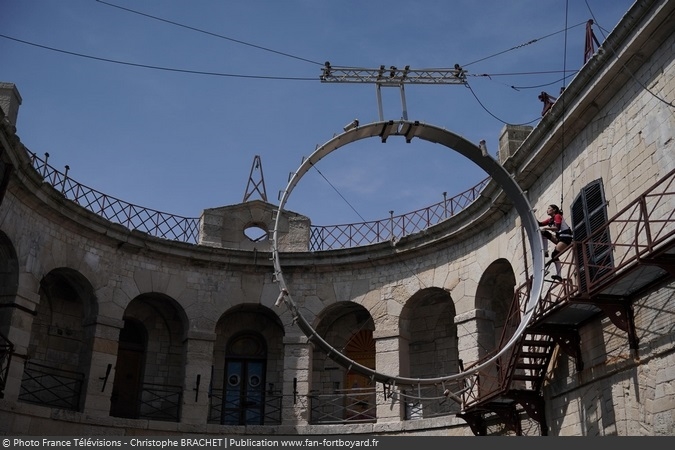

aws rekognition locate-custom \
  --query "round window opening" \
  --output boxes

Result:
[249,375,261,387]
[228,374,240,386]
[244,223,268,242]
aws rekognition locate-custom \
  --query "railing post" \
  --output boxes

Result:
[74,183,81,205]
[443,192,448,219]
[61,165,70,195]
[126,203,133,230]
[96,194,105,215]
[42,152,50,178]
[639,195,652,253]
[389,211,395,240]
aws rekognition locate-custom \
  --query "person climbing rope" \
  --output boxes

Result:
[538,204,573,282]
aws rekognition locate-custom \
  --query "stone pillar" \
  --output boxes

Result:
[456,309,497,363]
[374,329,406,422]
[180,330,216,425]
[455,309,498,398]
[0,82,22,127]
[498,124,533,164]
[282,335,310,425]
[0,286,39,402]
[81,316,123,416]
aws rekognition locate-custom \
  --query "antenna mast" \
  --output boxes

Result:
[243,155,268,202]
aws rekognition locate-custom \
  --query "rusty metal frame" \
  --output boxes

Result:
[459,168,675,430]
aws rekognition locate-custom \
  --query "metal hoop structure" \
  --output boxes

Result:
[272,120,545,386]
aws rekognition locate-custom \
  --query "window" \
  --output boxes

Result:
[571,179,613,291]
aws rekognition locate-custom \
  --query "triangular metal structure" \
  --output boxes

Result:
[584,19,600,64]
[243,155,268,202]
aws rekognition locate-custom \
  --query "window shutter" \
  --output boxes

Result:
[571,179,612,292]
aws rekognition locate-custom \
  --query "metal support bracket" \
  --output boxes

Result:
[594,302,639,349]
[376,84,408,121]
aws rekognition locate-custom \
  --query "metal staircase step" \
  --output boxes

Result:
[521,339,553,346]
[519,351,549,358]
[515,363,546,370]
[512,374,541,381]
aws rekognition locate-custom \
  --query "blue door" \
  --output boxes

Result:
[222,359,265,425]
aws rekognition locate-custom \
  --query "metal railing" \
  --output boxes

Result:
[138,382,183,422]
[460,168,675,409]
[0,330,13,398]
[27,152,201,244]
[309,388,377,424]
[19,361,84,411]
[576,169,674,294]
[533,168,674,319]
[309,179,490,250]
[401,383,463,420]
[27,150,489,251]
[208,389,282,425]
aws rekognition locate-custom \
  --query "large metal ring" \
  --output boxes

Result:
[272,120,545,385]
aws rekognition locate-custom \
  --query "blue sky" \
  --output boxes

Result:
[1,0,634,227]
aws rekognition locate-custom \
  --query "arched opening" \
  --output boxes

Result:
[400,287,458,419]
[110,318,147,419]
[343,329,376,421]
[474,259,516,397]
[110,293,187,422]
[312,302,376,423]
[0,231,18,398]
[20,268,97,411]
[0,231,18,308]
[475,259,517,355]
[211,305,284,425]
[222,332,267,425]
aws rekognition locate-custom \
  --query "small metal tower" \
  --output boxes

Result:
[243,155,268,202]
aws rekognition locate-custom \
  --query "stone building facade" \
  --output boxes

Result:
[0,0,674,437]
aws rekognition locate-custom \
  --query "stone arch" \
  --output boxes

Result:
[399,287,459,418]
[110,292,187,421]
[21,267,97,411]
[310,302,376,422]
[313,302,376,388]
[400,287,458,378]
[109,317,147,419]
[473,259,516,398]
[475,258,516,357]
[211,304,285,425]
[0,230,18,398]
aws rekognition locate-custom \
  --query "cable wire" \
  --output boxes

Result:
[462,20,587,68]
[465,82,540,126]
[583,0,674,109]
[0,33,317,81]
[561,0,569,210]
[95,0,324,66]
[309,163,367,223]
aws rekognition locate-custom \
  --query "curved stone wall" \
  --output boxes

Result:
[0,0,674,437]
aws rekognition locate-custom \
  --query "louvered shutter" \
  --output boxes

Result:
[571,179,613,292]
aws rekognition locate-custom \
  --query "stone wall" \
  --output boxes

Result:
[0,0,674,437]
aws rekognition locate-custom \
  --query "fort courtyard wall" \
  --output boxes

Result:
[0,0,673,437]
